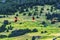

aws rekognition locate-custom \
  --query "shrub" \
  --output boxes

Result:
[50,6,53,12]
[16,14,19,16]
[6,25,13,32]
[41,21,48,27]
[41,21,45,24]
[32,29,38,32]
[23,13,26,16]
[8,25,13,30]
[41,31,44,34]
[0,16,5,18]
[6,29,9,32]
[3,20,9,25]
[32,36,41,40]
[47,8,49,10]
[32,36,35,40]
[26,39,28,40]
[3,15,6,18]
[20,22,23,24]
[41,31,47,34]
[40,10,43,13]
[33,12,37,16]
[25,8,28,12]
[28,12,32,16]
[41,8,44,10]
[35,7,38,11]
[58,26,60,28]
[45,13,52,20]
[36,16,40,18]
[44,31,47,33]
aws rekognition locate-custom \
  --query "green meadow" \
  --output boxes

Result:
[0,5,60,40]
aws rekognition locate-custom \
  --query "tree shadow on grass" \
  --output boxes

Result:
[0,27,38,38]
[8,29,32,37]
[8,28,38,37]
[0,24,6,32]
[0,35,7,38]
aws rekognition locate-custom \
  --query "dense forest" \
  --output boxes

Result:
[0,0,60,15]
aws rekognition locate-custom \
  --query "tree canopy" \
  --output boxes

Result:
[0,0,60,15]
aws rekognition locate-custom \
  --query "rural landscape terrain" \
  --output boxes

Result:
[0,0,60,40]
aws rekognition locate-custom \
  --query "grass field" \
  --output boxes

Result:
[0,5,60,40]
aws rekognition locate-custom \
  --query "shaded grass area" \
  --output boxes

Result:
[0,18,60,40]
[0,21,59,40]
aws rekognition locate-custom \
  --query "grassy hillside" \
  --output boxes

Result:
[0,5,60,40]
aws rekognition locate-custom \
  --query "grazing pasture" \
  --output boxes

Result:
[0,5,60,40]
